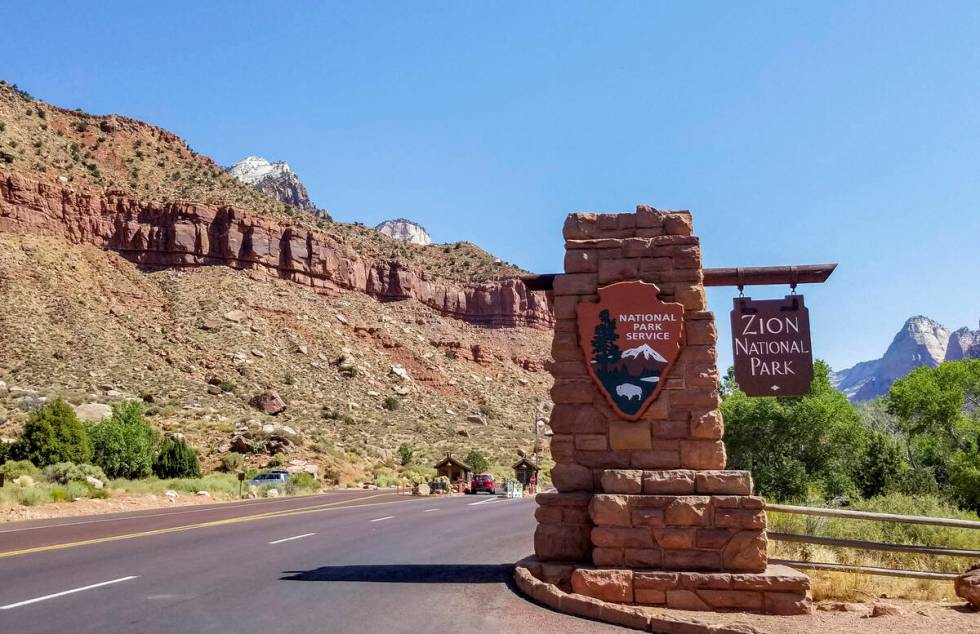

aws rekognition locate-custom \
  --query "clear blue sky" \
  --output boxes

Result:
[2,2,979,372]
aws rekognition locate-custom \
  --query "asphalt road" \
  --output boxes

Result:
[0,491,626,633]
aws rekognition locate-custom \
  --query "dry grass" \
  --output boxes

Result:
[768,493,978,601]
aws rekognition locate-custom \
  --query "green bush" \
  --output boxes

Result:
[463,450,490,474]
[90,401,158,479]
[270,453,287,467]
[0,459,40,480]
[64,480,90,499]
[397,443,415,466]
[49,487,69,502]
[221,452,244,472]
[42,462,107,485]
[383,396,400,411]
[153,437,200,478]
[286,472,317,494]
[12,399,92,466]
[16,487,48,506]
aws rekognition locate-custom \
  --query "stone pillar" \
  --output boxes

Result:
[532,205,810,615]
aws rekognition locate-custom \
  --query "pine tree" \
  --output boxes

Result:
[592,309,621,370]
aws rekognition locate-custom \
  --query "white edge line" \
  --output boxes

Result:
[0,576,139,610]
[467,497,501,506]
[423,508,440,512]
[369,516,394,522]
[268,532,316,545]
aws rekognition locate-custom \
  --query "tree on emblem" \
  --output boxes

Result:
[591,309,621,371]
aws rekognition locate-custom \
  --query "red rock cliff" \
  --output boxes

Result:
[0,171,553,328]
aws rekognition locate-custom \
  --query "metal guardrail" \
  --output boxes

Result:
[764,502,979,581]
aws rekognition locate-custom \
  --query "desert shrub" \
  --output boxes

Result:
[397,443,415,466]
[89,401,158,479]
[372,467,399,488]
[286,472,317,494]
[1,459,40,480]
[43,462,107,485]
[463,450,490,474]
[64,480,90,499]
[221,452,244,472]
[383,396,400,411]
[153,437,200,478]
[270,453,287,467]
[49,487,69,502]
[478,404,499,420]
[0,441,9,464]
[16,487,48,506]
[12,399,92,467]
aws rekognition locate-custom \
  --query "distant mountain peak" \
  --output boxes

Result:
[832,314,978,401]
[375,218,432,246]
[226,156,330,220]
[227,156,291,185]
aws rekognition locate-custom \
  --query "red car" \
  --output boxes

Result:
[470,473,496,494]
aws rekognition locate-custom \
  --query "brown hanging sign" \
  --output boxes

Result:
[577,281,684,420]
[730,295,814,397]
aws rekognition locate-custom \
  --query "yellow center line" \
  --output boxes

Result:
[0,494,429,560]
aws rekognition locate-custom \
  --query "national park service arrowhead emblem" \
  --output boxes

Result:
[577,281,685,420]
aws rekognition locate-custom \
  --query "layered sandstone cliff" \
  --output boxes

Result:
[0,170,552,328]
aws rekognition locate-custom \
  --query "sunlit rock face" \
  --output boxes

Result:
[375,218,432,246]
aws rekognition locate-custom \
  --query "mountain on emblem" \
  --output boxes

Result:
[577,281,685,420]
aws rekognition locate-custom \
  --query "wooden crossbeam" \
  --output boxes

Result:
[521,264,837,291]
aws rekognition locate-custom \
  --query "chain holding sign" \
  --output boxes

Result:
[731,295,814,397]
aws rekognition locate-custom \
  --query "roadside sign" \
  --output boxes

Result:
[731,295,814,397]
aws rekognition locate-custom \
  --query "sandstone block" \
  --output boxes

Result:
[549,434,575,461]
[534,523,591,561]
[570,569,633,603]
[564,249,597,274]
[600,469,643,494]
[680,440,727,470]
[597,258,640,284]
[562,213,599,240]
[665,589,711,611]
[534,506,563,524]
[634,571,679,590]
[589,494,631,527]
[640,395,670,420]
[714,508,766,530]
[551,463,594,492]
[622,238,652,258]
[639,257,673,273]
[599,604,650,630]
[536,491,592,507]
[554,273,597,296]
[609,421,651,450]
[651,419,688,439]
[730,565,810,592]
[635,205,666,229]
[955,567,980,608]
[689,410,724,440]
[664,549,722,571]
[696,471,753,495]
[631,508,665,528]
[551,331,581,361]
[592,547,625,566]
[676,285,706,310]
[591,527,653,548]
[624,547,663,567]
[575,434,607,451]
[549,404,607,434]
[696,528,735,549]
[558,592,604,621]
[630,445,680,469]
[765,591,813,615]
[672,246,701,269]
[550,380,594,404]
[670,389,720,409]
[698,589,764,611]
[664,496,710,526]
[653,528,696,550]
[664,213,693,236]
[722,530,768,572]
[643,470,696,494]
[552,295,580,319]
[634,588,667,605]
[562,507,592,525]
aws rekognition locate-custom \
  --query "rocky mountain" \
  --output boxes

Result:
[227,156,331,220]
[0,80,554,482]
[376,218,432,246]
[831,316,980,401]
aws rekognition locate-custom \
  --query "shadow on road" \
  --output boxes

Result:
[280,564,515,584]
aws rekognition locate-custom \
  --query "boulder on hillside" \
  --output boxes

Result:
[223,309,246,323]
[249,390,285,415]
[74,403,112,422]
[955,563,980,608]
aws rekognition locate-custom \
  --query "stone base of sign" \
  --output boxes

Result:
[515,557,812,623]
